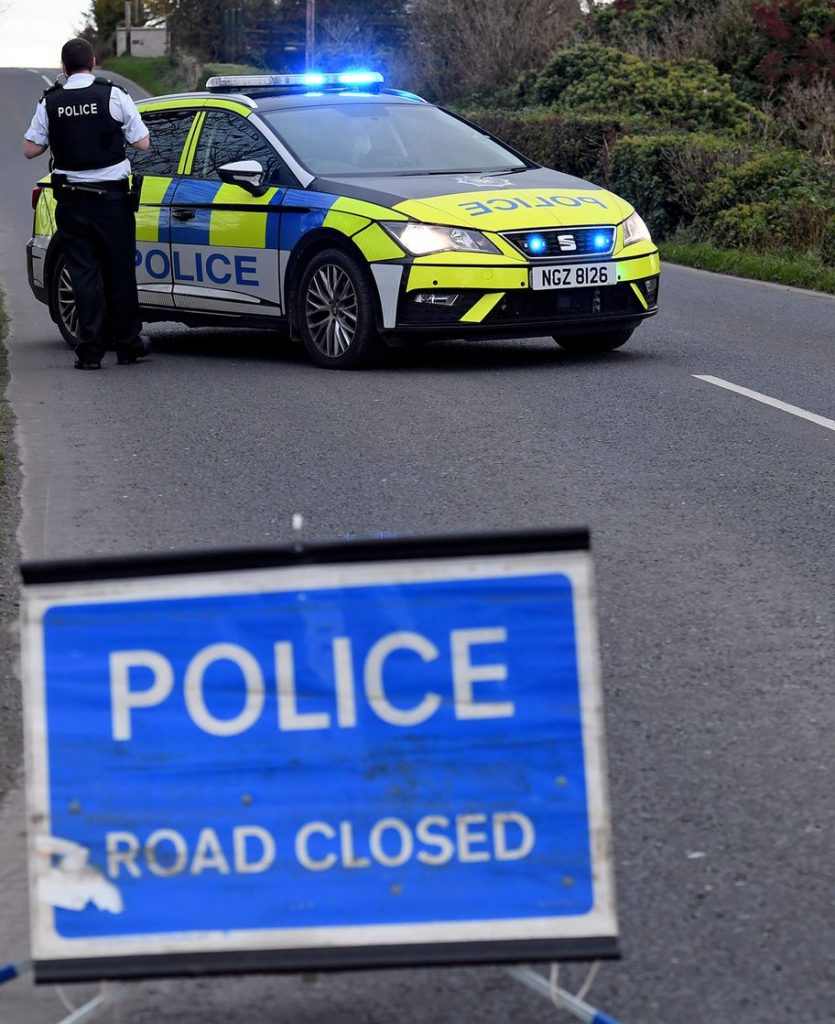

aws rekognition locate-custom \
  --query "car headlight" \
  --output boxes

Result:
[622,211,652,248]
[382,222,500,256]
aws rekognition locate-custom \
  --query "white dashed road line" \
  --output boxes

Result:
[27,69,54,86]
[694,375,835,434]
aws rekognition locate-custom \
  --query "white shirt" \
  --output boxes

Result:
[24,72,148,182]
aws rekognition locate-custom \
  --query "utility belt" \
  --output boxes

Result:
[51,173,143,212]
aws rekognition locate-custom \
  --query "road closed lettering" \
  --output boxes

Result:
[105,811,536,879]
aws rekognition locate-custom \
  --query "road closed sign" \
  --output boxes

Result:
[20,531,617,981]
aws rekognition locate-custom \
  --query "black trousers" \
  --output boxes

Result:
[55,187,142,363]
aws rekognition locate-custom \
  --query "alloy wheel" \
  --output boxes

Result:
[57,263,78,340]
[304,264,359,358]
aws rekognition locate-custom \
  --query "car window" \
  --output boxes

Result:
[129,109,196,177]
[260,103,528,177]
[190,111,289,186]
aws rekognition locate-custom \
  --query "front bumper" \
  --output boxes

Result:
[387,249,661,339]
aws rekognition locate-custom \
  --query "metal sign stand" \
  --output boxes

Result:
[2,958,624,1023]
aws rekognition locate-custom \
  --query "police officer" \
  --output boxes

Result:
[23,38,151,369]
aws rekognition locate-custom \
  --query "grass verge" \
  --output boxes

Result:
[659,241,835,296]
[101,55,187,95]
[102,55,265,97]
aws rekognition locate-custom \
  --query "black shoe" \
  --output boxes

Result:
[117,335,151,365]
[74,358,102,370]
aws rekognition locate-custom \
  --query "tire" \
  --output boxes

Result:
[49,253,80,349]
[552,328,634,354]
[296,248,381,369]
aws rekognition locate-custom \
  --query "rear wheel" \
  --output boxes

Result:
[297,248,381,369]
[552,328,634,354]
[49,254,79,349]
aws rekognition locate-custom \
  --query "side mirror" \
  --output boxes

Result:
[218,160,267,196]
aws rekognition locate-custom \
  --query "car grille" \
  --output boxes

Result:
[491,283,637,320]
[502,226,616,260]
[399,282,646,326]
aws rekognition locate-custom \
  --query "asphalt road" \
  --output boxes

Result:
[0,65,833,1024]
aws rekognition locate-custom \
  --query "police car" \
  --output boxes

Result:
[27,72,660,369]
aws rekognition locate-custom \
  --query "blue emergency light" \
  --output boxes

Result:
[526,234,547,254]
[206,71,384,92]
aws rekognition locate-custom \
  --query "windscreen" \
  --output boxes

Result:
[260,102,527,176]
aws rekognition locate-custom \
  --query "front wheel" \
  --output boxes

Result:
[552,328,634,354]
[297,248,381,369]
[49,253,80,349]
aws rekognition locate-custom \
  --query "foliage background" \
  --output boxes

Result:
[86,0,835,291]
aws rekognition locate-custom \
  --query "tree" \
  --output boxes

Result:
[751,0,835,88]
[408,0,585,103]
[251,0,407,74]
[583,0,835,98]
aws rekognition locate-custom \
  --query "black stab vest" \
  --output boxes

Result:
[44,78,126,172]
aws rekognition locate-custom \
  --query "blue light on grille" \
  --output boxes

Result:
[593,232,611,250]
[526,234,547,254]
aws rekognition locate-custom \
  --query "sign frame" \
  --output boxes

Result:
[21,528,618,982]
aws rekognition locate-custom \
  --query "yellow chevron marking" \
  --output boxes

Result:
[630,282,649,309]
[460,292,505,323]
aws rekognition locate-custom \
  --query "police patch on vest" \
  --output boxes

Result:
[57,103,100,117]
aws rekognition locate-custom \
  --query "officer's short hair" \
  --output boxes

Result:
[61,38,95,75]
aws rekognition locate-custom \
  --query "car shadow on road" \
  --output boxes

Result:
[143,325,657,373]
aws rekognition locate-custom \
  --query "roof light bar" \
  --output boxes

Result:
[205,71,384,91]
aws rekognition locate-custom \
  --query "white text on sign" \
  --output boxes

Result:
[105,811,536,878]
[109,628,513,739]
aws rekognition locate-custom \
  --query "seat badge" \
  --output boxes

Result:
[455,176,512,188]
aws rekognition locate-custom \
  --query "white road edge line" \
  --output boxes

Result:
[27,68,53,86]
[694,375,835,433]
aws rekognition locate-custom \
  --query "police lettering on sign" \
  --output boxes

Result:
[20,531,618,981]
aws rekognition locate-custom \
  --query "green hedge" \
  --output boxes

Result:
[103,56,264,97]
[515,45,761,132]
[102,56,187,95]
[463,110,653,182]
[696,152,835,221]
[694,151,835,259]
[608,133,757,237]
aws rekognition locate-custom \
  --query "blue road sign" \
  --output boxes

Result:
[21,533,617,980]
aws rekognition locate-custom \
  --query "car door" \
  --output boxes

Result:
[129,107,201,311]
[169,109,292,318]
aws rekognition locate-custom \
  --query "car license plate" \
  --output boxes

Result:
[531,263,618,290]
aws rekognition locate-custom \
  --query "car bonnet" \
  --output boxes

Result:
[312,167,633,230]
